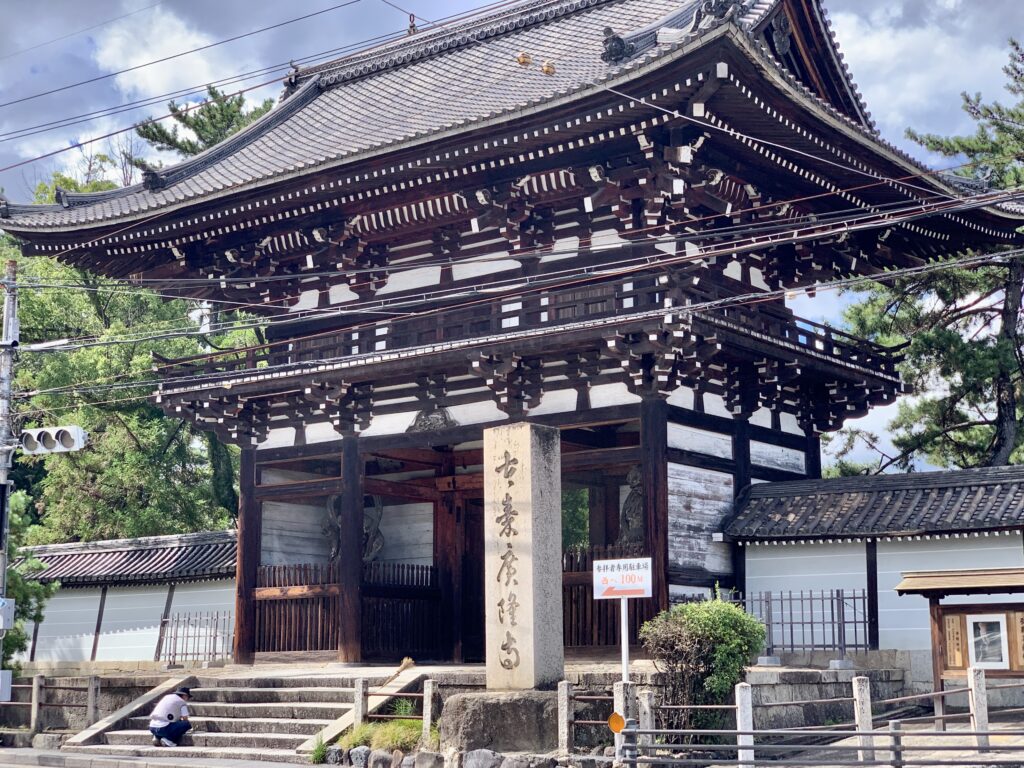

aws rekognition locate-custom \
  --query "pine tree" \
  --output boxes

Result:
[836,41,1024,470]
[135,85,274,157]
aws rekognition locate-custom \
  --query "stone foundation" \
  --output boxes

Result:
[438,691,557,753]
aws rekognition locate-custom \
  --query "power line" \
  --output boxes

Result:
[0,2,164,62]
[0,0,522,141]
[19,245,1024,406]
[19,187,1024,403]
[16,176,1022,352]
[17,186,1014,350]
[0,0,363,110]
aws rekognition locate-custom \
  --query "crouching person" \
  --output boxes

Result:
[149,686,192,747]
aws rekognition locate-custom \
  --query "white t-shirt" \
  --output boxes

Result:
[149,694,189,729]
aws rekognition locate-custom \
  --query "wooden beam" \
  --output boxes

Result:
[90,586,107,662]
[866,541,880,650]
[641,397,670,613]
[153,584,176,662]
[254,584,342,601]
[364,477,441,502]
[338,436,363,662]
[732,419,751,497]
[233,449,260,665]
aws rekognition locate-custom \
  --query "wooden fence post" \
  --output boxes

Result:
[613,681,637,761]
[853,675,875,763]
[887,720,904,768]
[968,667,990,751]
[557,681,573,757]
[86,676,100,725]
[421,679,435,748]
[735,682,754,767]
[353,678,367,727]
[637,688,655,749]
[30,675,43,734]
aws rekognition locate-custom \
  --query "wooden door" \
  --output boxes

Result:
[462,501,486,662]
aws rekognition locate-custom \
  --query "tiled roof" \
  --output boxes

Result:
[725,466,1024,541]
[16,531,236,587]
[0,0,782,229]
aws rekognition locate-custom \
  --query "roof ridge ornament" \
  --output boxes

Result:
[601,27,636,63]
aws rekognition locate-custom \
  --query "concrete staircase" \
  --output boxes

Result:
[62,676,355,764]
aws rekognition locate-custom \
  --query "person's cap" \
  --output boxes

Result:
[174,687,192,698]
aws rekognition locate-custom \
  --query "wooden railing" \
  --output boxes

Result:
[562,544,658,648]
[253,561,441,657]
[157,276,898,382]
[363,562,441,660]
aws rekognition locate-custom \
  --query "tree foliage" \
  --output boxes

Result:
[135,85,274,158]
[834,40,1024,470]
[2,491,57,669]
[6,228,251,544]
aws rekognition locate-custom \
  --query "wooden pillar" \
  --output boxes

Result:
[233,448,260,665]
[866,541,880,650]
[434,449,465,661]
[805,432,822,479]
[731,419,751,596]
[640,397,669,612]
[732,419,751,496]
[338,436,364,662]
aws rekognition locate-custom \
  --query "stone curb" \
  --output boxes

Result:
[0,748,301,768]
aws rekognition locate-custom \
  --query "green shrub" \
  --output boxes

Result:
[640,596,765,731]
[370,719,422,752]
[310,734,327,764]
[339,722,379,749]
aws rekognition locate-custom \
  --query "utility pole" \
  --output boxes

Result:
[0,260,17,608]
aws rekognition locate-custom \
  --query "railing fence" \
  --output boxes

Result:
[159,610,234,665]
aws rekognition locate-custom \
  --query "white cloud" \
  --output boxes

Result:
[831,9,1007,154]
[91,6,256,101]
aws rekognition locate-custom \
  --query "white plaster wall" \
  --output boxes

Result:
[667,462,733,576]
[744,542,868,594]
[877,535,1024,652]
[750,440,805,474]
[260,498,332,565]
[378,503,433,565]
[172,580,236,614]
[29,588,103,663]
[93,585,168,662]
[667,423,732,459]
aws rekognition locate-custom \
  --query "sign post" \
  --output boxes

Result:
[593,557,652,682]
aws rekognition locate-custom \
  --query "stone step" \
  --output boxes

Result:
[186,700,352,720]
[195,676,362,689]
[127,714,333,735]
[106,729,307,750]
[63,743,308,765]
[189,685,354,703]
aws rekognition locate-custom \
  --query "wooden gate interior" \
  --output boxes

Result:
[254,561,442,658]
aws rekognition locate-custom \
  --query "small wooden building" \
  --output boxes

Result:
[2,0,1022,664]
[15,532,235,666]
[725,466,1024,686]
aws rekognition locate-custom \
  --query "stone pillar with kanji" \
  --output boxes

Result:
[483,422,564,689]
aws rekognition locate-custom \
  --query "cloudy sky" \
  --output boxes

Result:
[0,0,1019,467]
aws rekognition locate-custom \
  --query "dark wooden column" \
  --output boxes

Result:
[640,397,669,612]
[233,448,260,665]
[866,540,880,650]
[338,436,364,662]
[731,420,751,594]
[805,432,822,478]
[433,449,465,661]
[732,419,751,495]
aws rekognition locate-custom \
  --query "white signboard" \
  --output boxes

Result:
[593,558,653,600]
